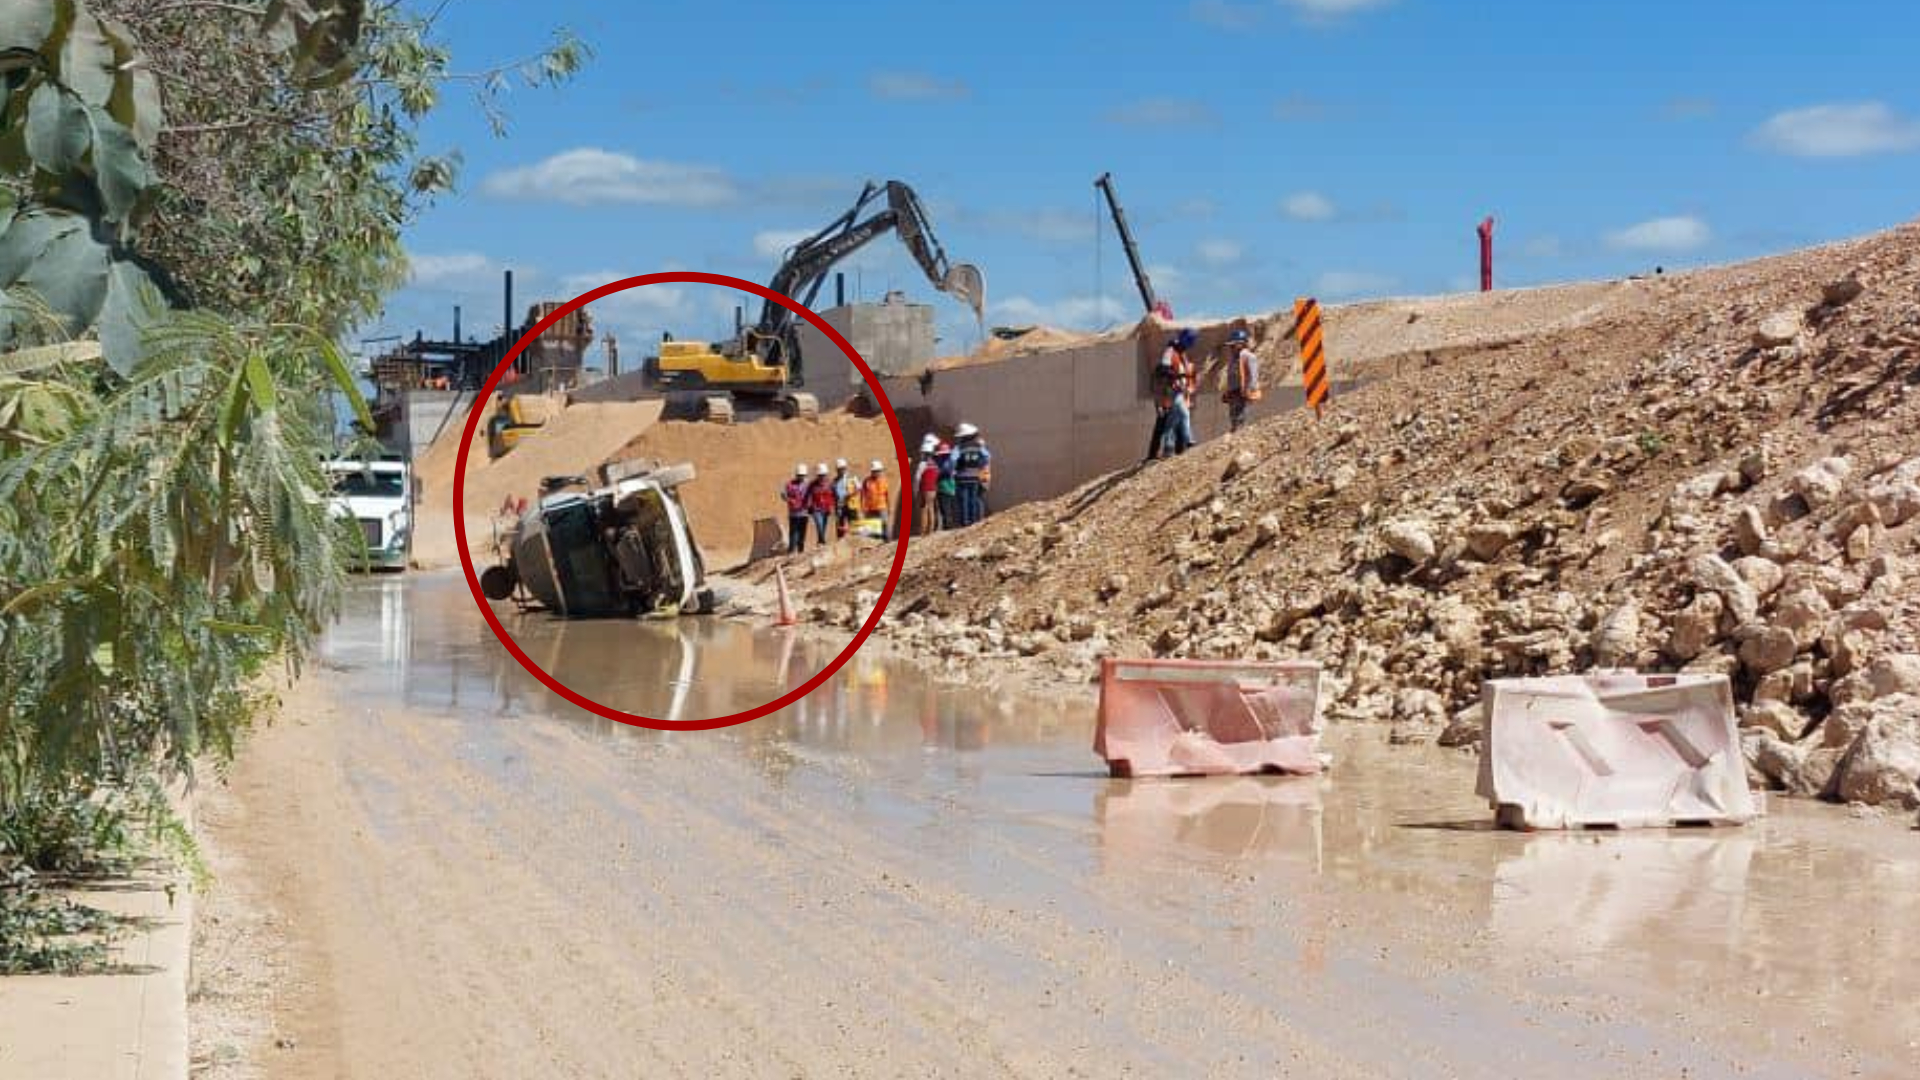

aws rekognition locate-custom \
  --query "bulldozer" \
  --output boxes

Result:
[644,180,983,423]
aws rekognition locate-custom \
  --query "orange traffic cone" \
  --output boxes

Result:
[774,565,798,627]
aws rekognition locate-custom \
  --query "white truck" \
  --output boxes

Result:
[325,457,412,571]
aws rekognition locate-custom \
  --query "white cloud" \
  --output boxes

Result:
[1189,0,1264,29]
[975,207,1096,244]
[1604,215,1711,253]
[1105,98,1218,127]
[1282,0,1393,19]
[1517,235,1566,259]
[479,148,739,207]
[1281,191,1338,221]
[558,273,693,327]
[1312,270,1397,299]
[1145,263,1186,296]
[990,294,1130,329]
[1195,239,1243,267]
[407,252,496,288]
[869,71,971,101]
[1750,101,1920,158]
[753,229,814,259]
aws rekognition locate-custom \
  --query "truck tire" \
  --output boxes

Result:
[480,563,518,601]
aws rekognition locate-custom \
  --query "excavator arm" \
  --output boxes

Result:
[745,181,984,382]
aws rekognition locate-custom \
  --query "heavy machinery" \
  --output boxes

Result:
[486,394,557,458]
[645,180,984,423]
[1094,172,1174,320]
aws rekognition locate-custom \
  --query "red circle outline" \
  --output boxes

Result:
[452,272,913,731]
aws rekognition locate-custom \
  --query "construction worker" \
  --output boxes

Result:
[935,437,958,530]
[912,435,941,536]
[831,458,858,538]
[859,460,890,538]
[953,423,991,527]
[806,461,835,545]
[1147,328,1198,461]
[781,464,810,554]
[1221,328,1263,432]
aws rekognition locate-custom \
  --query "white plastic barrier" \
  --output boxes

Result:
[1476,672,1759,829]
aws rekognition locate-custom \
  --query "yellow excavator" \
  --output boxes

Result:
[644,180,983,423]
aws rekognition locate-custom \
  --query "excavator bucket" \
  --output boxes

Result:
[942,263,985,325]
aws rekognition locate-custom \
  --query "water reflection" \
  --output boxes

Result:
[1490,832,1756,961]
[1096,776,1326,874]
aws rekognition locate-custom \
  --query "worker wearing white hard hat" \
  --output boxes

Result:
[913,437,942,537]
[860,457,891,540]
[831,458,858,540]
[805,461,834,545]
[953,422,991,528]
[782,464,811,554]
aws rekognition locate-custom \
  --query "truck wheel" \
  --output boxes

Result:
[480,564,518,601]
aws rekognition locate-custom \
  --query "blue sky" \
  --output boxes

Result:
[370,0,1920,361]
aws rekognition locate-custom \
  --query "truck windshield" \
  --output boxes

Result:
[333,471,405,498]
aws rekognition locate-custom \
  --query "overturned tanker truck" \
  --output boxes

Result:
[480,458,718,618]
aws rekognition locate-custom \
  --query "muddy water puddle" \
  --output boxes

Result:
[322,574,1920,1075]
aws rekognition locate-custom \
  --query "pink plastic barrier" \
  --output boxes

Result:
[1476,672,1759,830]
[1094,659,1324,778]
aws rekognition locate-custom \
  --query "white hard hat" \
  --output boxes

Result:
[794,462,807,476]
[870,459,884,472]
[835,458,848,469]
[955,422,979,439]
[920,434,939,452]
[816,462,829,475]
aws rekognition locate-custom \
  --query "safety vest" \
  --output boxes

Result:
[1154,347,1193,409]
[956,442,990,481]
[783,479,808,514]
[861,476,890,514]
[806,479,836,513]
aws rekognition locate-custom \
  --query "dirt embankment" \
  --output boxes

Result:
[792,220,1920,811]
[608,413,899,563]
[409,397,665,569]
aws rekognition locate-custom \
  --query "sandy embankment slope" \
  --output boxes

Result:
[407,397,665,570]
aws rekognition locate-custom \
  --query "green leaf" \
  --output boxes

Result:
[314,336,372,431]
[24,82,89,176]
[243,352,276,414]
[96,258,159,375]
[82,103,149,225]
[57,8,117,109]
[98,16,160,151]
[0,339,101,375]
[5,211,110,338]
[0,0,57,54]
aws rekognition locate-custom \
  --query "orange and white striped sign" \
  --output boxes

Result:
[1293,297,1331,416]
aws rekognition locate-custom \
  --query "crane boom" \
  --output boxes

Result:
[1094,172,1170,319]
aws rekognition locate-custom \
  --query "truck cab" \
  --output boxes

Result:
[325,457,412,571]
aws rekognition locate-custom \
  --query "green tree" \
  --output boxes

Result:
[0,0,585,967]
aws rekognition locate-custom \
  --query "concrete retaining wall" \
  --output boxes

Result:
[877,328,1341,514]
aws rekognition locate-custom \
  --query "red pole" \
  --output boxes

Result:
[1478,216,1495,292]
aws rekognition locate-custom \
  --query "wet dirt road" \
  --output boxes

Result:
[193,574,1920,1078]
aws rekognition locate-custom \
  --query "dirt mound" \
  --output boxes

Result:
[798,220,1920,809]
[410,397,665,569]
[607,413,899,563]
